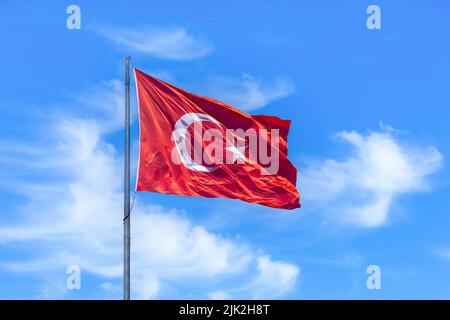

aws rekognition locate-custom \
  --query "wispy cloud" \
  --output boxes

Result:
[93,26,214,61]
[200,74,295,111]
[301,125,443,227]
[434,248,450,261]
[208,255,300,300]
[303,251,364,269]
[0,80,298,299]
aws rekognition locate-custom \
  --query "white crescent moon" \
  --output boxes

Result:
[172,113,222,172]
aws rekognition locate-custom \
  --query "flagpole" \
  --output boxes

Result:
[124,56,131,300]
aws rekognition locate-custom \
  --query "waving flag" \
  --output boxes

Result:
[134,68,300,209]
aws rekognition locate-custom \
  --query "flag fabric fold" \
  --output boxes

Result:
[134,68,300,209]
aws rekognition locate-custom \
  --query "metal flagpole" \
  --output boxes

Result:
[124,56,131,300]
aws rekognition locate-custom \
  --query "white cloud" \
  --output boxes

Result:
[0,80,298,299]
[208,290,232,300]
[249,255,300,298]
[201,74,295,111]
[208,256,300,300]
[301,127,443,227]
[94,26,213,61]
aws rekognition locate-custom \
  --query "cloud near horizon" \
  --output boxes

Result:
[301,126,443,227]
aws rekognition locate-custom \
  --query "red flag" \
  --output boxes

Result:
[134,68,300,209]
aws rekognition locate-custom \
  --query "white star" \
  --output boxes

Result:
[226,144,247,163]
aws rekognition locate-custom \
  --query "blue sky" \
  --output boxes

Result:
[0,0,449,299]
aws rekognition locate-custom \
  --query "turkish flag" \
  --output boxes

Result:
[134,68,300,209]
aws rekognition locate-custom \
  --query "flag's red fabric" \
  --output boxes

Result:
[134,68,300,209]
